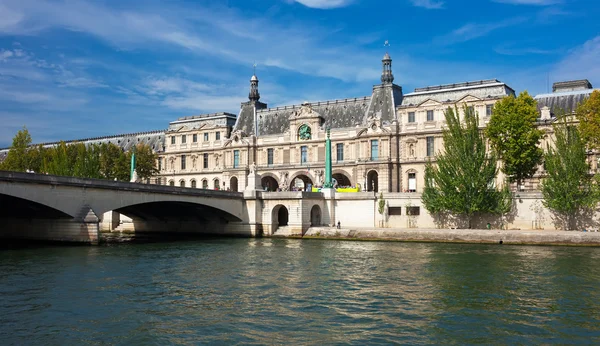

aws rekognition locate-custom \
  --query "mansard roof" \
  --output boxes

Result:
[255,96,371,136]
[400,79,515,107]
[168,111,237,131]
[535,88,597,114]
[0,130,166,157]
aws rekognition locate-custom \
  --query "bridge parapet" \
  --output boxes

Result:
[0,171,243,199]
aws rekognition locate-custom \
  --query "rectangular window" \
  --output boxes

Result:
[181,155,186,170]
[389,207,402,216]
[407,206,420,216]
[193,134,197,143]
[336,143,344,162]
[370,140,379,160]
[408,172,416,192]
[181,135,186,144]
[426,136,434,157]
[215,132,220,140]
[427,110,434,121]
[467,106,475,117]
[204,133,209,141]
[300,146,308,164]
[486,104,493,117]
[203,153,208,169]
[158,158,162,171]
[267,148,274,166]
[408,112,415,123]
[233,150,240,168]
[171,136,175,145]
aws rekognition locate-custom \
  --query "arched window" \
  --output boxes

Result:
[169,180,175,186]
[214,179,220,190]
[407,172,417,193]
[202,179,208,189]
[179,180,186,187]
[191,180,197,188]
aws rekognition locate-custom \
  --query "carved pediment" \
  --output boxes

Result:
[290,103,323,120]
[417,98,442,107]
[456,94,482,103]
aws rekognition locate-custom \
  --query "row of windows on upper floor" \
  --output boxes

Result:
[169,131,221,145]
[404,105,493,123]
[159,140,383,171]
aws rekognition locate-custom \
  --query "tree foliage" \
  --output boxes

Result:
[1,126,33,172]
[1,127,158,182]
[485,91,543,188]
[422,106,511,228]
[576,90,600,149]
[541,117,598,230]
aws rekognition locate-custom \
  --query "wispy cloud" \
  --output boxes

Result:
[291,0,353,9]
[493,0,562,5]
[410,0,445,9]
[434,17,527,45]
[552,35,600,85]
[494,44,561,56]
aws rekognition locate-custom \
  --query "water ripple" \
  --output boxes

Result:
[2,239,600,344]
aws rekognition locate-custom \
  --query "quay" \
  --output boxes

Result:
[304,227,600,246]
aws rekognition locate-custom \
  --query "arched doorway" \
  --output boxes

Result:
[230,176,238,192]
[214,179,220,190]
[272,205,289,231]
[367,170,378,192]
[332,173,352,188]
[261,175,279,191]
[310,205,321,226]
[290,174,313,192]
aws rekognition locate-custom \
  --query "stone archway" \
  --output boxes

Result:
[230,176,238,192]
[261,174,279,191]
[272,204,289,231]
[310,205,321,226]
[332,172,352,188]
[290,174,313,192]
[367,170,378,192]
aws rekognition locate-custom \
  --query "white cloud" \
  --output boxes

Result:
[552,35,600,85]
[493,0,562,5]
[410,0,445,9]
[434,17,526,45]
[292,0,353,9]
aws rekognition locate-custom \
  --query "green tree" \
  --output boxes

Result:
[99,143,127,180]
[43,141,72,176]
[130,143,159,180]
[541,117,597,230]
[576,90,600,149]
[1,126,32,172]
[485,91,543,190]
[422,106,511,229]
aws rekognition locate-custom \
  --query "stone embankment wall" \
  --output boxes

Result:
[305,227,600,246]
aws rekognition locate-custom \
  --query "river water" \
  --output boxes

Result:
[1,238,600,344]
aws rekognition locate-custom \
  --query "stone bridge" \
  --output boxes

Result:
[0,171,376,244]
[0,171,246,244]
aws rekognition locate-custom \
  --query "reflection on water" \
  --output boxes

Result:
[1,239,600,344]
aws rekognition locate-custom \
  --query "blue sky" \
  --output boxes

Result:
[0,0,598,147]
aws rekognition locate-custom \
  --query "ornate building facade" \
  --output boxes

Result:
[157,54,516,194]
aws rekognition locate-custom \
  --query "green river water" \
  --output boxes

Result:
[1,238,600,344]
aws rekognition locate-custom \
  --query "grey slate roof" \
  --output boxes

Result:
[400,79,515,106]
[0,130,166,160]
[364,84,403,124]
[535,89,597,114]
[168,112,237,131]
[255,96,371,136]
